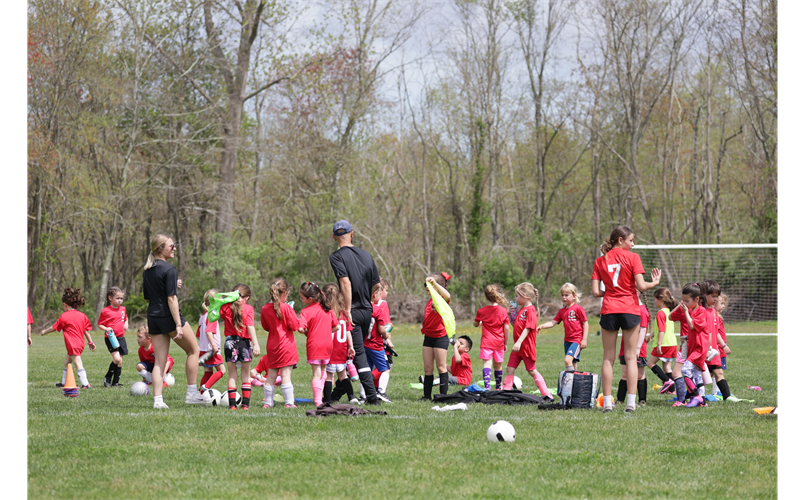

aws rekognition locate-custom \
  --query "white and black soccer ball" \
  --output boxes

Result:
[201,388,222,406]
[512,376,523,390]
[130,381,149,396]
[487,420,516,442]
[219,391,241,407]
[164,373,175,387]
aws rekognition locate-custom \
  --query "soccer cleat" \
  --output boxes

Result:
[241,405,249,411]
[163,382,169,388]
[153,401,170,409]
[377,391,393,403]
[251,378,264,387]
[81,384,91,389]
[111,383,123,387]
[185,392,207,405]
[55,383,65,387]
[418,375,424,384]
[263,404,272,409]
[542,395,555,403]
[601,405,613,413]
[671,401,686,407]
[624,404,636,413]
[358,397,367,405]
[103,376,112,388]
[365,397,381,405]
[725,395,740,402]
[659,380,675,394]
[638,400,647,407]
[285,403,297,409]
[685,395,705,408]
[229,406,237,410]
[349,396,361,405]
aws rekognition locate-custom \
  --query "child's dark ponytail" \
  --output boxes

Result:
[300,282,322,304]
[320,283,341,317]
[106,286,124,307]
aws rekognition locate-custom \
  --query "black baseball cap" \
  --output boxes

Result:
[333,220,353,236]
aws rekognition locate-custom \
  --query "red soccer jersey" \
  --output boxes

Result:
[512,305,539,360]
[253,355,270,376]
[366,301,390,351]
[98,305,127,338]
[261,302,300,369]
[422,298,449,338]
[27,308,33,325]
[685,306,710,369]
[138,343,174,367]
[553,303,587,344]
[53,309,93,354]
[450,351,473,386]
[475,305,510,350]
[219,301,255,339]
[656,309,668,333]
[299,302,337,360]
[669,306,691,339]
[330,311,353,365]
[591,248,646,316]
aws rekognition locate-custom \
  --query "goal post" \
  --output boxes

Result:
[632,244,778,324]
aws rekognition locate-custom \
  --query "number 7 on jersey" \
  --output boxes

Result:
[607,263,622,287]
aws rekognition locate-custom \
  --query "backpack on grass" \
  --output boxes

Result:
[557,371,599,409]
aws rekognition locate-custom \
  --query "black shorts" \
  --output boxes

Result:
[600,313,641,331]
[422,335,449,350]
[620,355,648,367]
[224,336,253,363]
[139,360,154,372]
[104,335,129,355]
[147,314,187,336]
[707,363,723,372]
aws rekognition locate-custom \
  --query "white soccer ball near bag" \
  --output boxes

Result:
[202,388,222,406]
[512,376,523,390]
[164,373,175,387]
[219,391,241,407]
[130,381,149,396]
[487,420,516,442]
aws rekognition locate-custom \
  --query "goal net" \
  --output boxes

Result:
[632,244,777,324]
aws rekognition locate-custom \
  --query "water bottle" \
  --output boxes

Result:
[747,385,762,391]
[106,329,119,349]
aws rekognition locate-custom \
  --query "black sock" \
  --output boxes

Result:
[343,379,354,399]
[423,375,434,399]
[106,362,116,380]
[665,372,673,381]
[439,372,449,395]
[651,365,669,382]
[112,365,122,385]
[323,381,332,403]
[330,379,344,401]
[617,379,627,403]
[637,379,647,402]
[717,379,731,399]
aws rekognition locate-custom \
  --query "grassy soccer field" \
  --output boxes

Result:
[28,322,777,500]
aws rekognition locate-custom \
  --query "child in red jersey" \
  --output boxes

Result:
[474,284,510,390]
[701,281,738,402]
[716,294,732,371]
[673,283,710,407]
[28,308,34,347]
[298,282,339,406]
[220,284,260,410]
[97,286,129,387]
[447,335,473,387]
[647,288,678,395]
[136,326,174,385]
[320,283,358,405]
[198,289,226,392]
[536,282,589,372]
[260,278,301,409]
[365,283,393,403]
[615,295,650,405]
[503,283,553,402]
[421,273,452,400]
[40,287,96,388]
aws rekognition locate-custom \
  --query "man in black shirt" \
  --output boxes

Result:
[329,220,381,405]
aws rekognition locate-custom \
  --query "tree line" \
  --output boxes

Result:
[27,0,776,322]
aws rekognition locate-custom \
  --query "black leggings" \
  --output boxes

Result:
[335,307,377,402]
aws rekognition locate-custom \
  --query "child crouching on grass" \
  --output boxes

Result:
[535,282,588,372]
[41,287,96,388]
[446,335,473,387]
[136,326,174,386]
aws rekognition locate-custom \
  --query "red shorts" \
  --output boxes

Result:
[651,345,677,359]
[507,352,536,371]
[200,350,224,367]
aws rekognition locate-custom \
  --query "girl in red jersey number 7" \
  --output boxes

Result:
[591,226,661,413]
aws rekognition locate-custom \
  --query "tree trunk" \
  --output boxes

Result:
[95,216,119,318]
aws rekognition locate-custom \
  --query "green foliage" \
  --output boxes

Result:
[481,251,527,295]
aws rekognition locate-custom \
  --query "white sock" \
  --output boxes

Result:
[77,368,89,386]
[360,383,366,399]
[378,371,390,393]
[154,395,163,404]
[61,369,67,384]
[281,383,294,404]
[187,384,197,395]
[603,395,612,407]
[626,393,637,407]
[264,384,274,406]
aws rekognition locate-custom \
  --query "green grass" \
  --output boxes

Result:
[29,322,777,500]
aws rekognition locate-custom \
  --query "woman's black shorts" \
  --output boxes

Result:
[147,314,187,336]
[600,313,641,331]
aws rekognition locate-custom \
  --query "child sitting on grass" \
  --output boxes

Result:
[136,326,174,386]
[447,335,473,387]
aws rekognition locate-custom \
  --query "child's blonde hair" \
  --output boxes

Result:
[372,282,384,298]
[484,284,507,305]
[719,293,729,309]
[514,282,539,306]
[202,289,218,312]
[137,325,150,336]
[379,277,390,290]
[559,283,581,303]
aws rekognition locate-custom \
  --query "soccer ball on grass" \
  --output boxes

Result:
[487,420,516,442]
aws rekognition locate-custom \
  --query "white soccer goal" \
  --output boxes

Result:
[632,244,777,324]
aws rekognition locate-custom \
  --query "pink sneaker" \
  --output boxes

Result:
[285,403,297,409]
[671,401,686,407]
[250,378,264,387]
[659,380,675,394]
